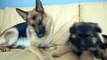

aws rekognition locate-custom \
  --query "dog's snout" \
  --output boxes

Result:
[38,33,44,38]
[34,25,45,38]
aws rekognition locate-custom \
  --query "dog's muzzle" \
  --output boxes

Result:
[35,24,45,38]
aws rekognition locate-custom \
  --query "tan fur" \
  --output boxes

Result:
[0,28,18,45]
[52,46,95,60]
[4,31,16,44]
[52,45,71,57]
[26,14,54,60]
[0,0,55,60]
[80,51,94,60]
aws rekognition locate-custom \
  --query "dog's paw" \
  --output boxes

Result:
[45,46,57,51]
[0,46,10,52]
[52,53,60,58]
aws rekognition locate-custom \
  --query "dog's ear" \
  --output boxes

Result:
[91,23,102,33]
[102,35,107,38]
[89,23,102,33]
[102,34,107,42]
[99,34,107,49]
[16,8,28,20]
[95,26,102,33]
[35,0,44,13]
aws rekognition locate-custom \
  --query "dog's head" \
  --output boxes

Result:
[16,0,46,38]
[69,22,102,52]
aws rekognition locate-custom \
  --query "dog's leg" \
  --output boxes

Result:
[101,50,107,60]
[27,26,48,60]
[52,45,71,58]
[29,43,48,60]
[80,51,94,60]
[0,28,19,51]
[40,19,56,50]
[95,49,107,60]
[45,19,54,44]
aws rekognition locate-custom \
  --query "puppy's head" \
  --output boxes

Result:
[16,0,46,38]
[69,22,102,52]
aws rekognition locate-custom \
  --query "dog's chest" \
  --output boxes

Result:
[15,38,30,48]
[15,37,46,48]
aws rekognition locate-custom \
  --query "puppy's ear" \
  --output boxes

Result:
[102,34,107,44]
[102,35,107,38]
[35,0,44,13]
[95,25,102,33]
[16,8,28,20]
[102,34,107,40]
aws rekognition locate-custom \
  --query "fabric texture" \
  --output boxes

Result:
[80,2,107,34]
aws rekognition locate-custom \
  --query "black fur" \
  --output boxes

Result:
[13,22,28,38]
[12,22,45,38]
[68,22,102,53]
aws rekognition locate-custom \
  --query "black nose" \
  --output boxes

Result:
[35,25,45,38]
[37,33,44,38]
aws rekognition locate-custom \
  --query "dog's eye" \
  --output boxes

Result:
[31,24,35,28]
[32,15,37,20]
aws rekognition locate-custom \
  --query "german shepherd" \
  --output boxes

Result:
[0,0,54,60]
[52,22,107,60]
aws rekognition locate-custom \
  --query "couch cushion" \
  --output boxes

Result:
[0,10,4,34]
[80,2,107,34]
[0,49,79,60]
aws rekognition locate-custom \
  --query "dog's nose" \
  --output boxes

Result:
[38,34,44,38]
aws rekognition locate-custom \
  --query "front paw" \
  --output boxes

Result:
[52,53,60,58]
[45,46,57,51]
[0,46,10,52]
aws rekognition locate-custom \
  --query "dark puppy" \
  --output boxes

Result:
[52,22,103,60]
[69,22,102,53]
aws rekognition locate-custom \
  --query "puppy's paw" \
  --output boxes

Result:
[52,53,60,58]
[0,46,10,52]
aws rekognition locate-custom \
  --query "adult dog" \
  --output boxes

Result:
[0,0,54,60]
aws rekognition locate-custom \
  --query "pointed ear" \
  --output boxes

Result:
[16,8,28,20]
[91,23,102,33]
[102,34,107,43]
[95,26,102,33]
[35,0,44,13]
[102,35,107,38]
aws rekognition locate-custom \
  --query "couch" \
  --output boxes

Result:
[0,2,107,60]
